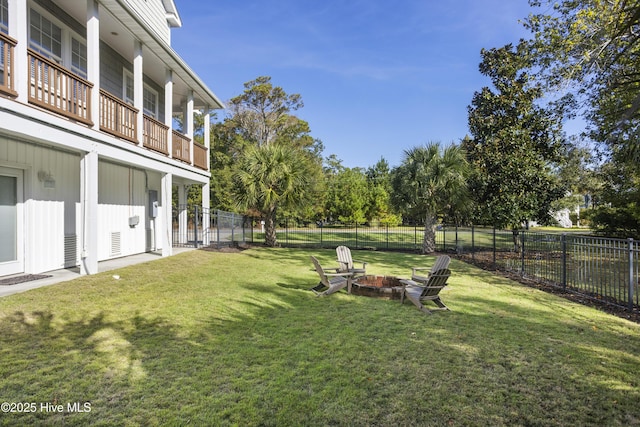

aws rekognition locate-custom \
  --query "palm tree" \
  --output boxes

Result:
[391,143,470,254]
[233,143,313,247]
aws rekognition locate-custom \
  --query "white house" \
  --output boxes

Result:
[0,0,223,277]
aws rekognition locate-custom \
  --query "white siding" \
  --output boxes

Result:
[98,162,148,260]
[0,138,80,274]
[122,0,171,44]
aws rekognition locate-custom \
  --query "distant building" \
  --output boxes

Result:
[0,0,223,277]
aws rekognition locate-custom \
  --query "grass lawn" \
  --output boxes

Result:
[1,248,639,426]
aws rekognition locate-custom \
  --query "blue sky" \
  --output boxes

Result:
[171,0,534,169]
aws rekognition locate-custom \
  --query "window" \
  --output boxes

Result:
[0,0,8,34]
[29,9,62,63]
[123,70,159,118]
[71,37,87,78]
[28,6,87,76]
[143,86,158,118]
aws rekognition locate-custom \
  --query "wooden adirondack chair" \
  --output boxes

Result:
[411,255,451,285]
[310,256,354,296]
[336,245,367,276]
[400,268,452,314]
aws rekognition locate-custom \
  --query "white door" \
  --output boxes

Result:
[0,167,24,276]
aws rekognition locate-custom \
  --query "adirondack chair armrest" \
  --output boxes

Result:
[399,279,421,304]
[324,271,354,278]
[352,260,368,268]
[412,267,430,274]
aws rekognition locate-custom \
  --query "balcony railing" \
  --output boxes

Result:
[193,143,208,170]
[172,130,191,163]
[0,32,17,97]
[28,49,93,125]
[8,47,207,171]
[100,89,137,143]
[143,115,169,154]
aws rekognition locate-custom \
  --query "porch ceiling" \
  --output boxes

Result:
[52,0,224,112]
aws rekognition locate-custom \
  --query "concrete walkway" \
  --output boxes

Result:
[0,248,195,298]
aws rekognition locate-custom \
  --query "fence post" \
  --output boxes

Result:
[562,233,567,290]
[320,222,323,247]
[493,227,497,269]
[386,223,389,249]
[242,215,246,244]
[414,224,417,250]
[194,205,199,248]
[216,210,221,248]
[629,238,635,311]
[231,213,235,244]
[520,231,525,276]
[355,222,358,248]
[443,226,446,253]
[471,225,475,261]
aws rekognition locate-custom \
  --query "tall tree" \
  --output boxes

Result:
[391,142,470,254]
[524,0,640,162]
[366,158,401,226]
[466,43,566,236]
[325,165,369,224]
[233,144,315,246]
[223,76,323,243]
[227,76,304,147]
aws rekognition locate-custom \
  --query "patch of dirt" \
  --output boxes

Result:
[457,254,640,324]
[199,243,252,253]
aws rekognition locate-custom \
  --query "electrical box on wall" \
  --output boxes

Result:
[149,190,158,218]
[129,215,140,227]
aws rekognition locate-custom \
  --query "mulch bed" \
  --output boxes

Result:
[0,274,52,286]
[457,254,640,324]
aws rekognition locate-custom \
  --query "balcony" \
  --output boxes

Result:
[0,33,18,97]
[22,50,207,171]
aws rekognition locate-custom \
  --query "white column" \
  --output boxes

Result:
[80,150,99,275]
[185,91,194,165]
[178,184,187,244]
[86,0,100,129]
[8,0,28,102]
[133,40,144,145]
[204,107,211,171]
[165,69,173,158]
[161,173,173,257]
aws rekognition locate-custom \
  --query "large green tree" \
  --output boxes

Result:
[366,158,401,226]
[325,166,369,224]
[233,144,315,246]
[524,0,640,236]
[391,143,470,254]
[465,43,566,235]
[224,77,323,244]
[524,0,640,161]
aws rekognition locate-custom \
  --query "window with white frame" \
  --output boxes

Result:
[28,6,87,76]
[71,37,87,78]
[0,0,8,34]
[123,70,159,119]
[29,9,62,63]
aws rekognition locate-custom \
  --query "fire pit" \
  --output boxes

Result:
[351,275,406,300]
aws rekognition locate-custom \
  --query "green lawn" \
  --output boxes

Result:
[1,248,639,426]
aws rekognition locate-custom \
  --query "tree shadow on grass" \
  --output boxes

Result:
[1,248,640,426]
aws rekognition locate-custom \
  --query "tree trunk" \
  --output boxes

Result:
[512,229,521,253]
[422,213,437,254]
[264,209,278,247]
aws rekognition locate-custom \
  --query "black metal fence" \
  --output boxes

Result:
[244,221,639,312]
[171,209,639,312]
[172,206,249,248]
